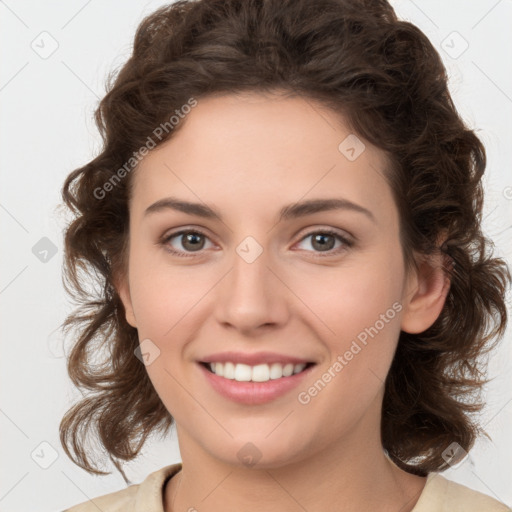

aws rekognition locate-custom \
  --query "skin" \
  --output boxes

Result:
[117,91,451,512]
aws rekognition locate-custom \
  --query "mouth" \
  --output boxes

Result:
[199,361,316,382]
[197,359,317,405]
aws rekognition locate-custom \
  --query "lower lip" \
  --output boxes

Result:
[198,363,316,405]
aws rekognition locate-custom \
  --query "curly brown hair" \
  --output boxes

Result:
[59,0,511,480]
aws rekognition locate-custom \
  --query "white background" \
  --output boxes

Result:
[1,1,511,510]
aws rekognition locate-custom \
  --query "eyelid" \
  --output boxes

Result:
[294,224,354,243]
[160,225,215,243]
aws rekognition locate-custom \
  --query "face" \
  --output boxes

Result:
[117,91,447,469]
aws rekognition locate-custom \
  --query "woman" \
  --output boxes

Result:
[60,0,511,510]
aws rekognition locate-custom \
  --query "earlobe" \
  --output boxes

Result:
[115,275,138,329]
[400,253,451,334]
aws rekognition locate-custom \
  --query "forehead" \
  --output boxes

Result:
[131,92,396,226]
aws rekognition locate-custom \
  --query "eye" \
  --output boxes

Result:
[160,227,353,258]
[294,229,353,257]
[161,229,214,257]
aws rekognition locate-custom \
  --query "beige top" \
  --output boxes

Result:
[63,462,511,511]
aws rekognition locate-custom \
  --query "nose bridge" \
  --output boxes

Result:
[214,236,288,331]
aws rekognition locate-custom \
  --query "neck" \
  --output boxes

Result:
[164,401,427,512]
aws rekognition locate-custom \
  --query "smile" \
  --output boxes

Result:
[198,361,317,405]
[202,361,314,382]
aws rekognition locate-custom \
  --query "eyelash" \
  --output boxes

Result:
[160,227,354,259]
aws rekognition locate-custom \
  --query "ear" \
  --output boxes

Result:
[400,250,452,334]
[114,273,138,329]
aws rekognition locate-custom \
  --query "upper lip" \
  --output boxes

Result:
[199,351,315,366]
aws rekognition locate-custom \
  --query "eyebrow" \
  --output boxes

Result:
[144,196,376,223]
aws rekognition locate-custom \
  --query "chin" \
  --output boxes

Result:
[208,432,312,470]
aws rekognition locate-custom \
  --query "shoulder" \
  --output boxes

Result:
[413,472,511,512]
[62,463,182,512]
[62,485,138,512]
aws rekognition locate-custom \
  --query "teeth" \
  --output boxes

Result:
[251,364,270,382]
[234,363,252,381]
[223,362,235,379]
[215,362,224,377]
[206,362,308,382]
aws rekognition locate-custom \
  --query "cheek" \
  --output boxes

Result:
[292,269,403,437]
[293,251,403,335]
[127,245,207,339]
[127,256,202,418]
[292,251,404,386]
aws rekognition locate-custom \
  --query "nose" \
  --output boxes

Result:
[213,245,290,335]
